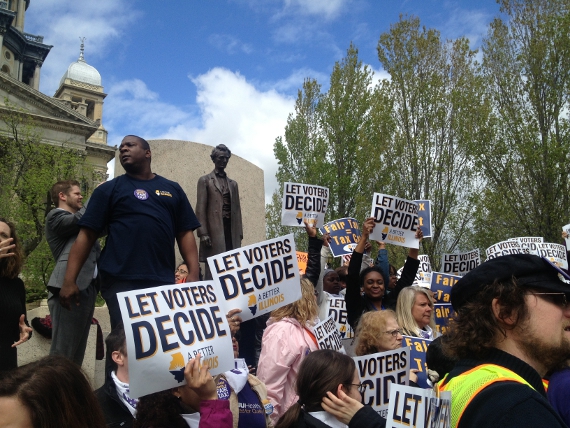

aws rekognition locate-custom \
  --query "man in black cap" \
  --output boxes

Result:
[438,254,570,428]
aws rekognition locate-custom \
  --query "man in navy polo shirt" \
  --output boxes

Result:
[61,135,201,329]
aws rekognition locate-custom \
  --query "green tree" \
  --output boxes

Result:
[470,0,570,250]
[267,44,391,250]
[0,101,92,298]
[377,16,490,269]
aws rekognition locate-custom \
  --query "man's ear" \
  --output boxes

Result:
[492,297,517,326]
[112,350,125,367]
[58,191,67,203]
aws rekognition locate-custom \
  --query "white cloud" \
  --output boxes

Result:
[209,34,254,55]
[104,69,294,202]
[281,0,349,20]
[265,67,329,92]
[25,0,140,95]
[166,68,295,202]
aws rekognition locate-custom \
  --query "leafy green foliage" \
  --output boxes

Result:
[0,100,92,299]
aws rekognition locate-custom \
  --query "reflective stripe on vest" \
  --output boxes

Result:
[436,364,535,428]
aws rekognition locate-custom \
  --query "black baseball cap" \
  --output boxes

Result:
[451,254,570,311]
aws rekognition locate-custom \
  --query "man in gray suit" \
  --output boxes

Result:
[196,144,243,280]
[45,180,99,365]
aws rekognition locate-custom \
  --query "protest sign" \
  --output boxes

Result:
[403,336,432,388]
[440,249,480,276]
[386,383,451,428]
[369,193,420,249]
[563,225,570,249]
[118,282,234,398]
[434,304,454,336]
[486,240,528,260]
[319,217,361,257]
[417,255,432,287]
[296,251,307,275]
[430,272,460,304]
[313,314,346,353]
[281,182,329,227]
[353,347,410,418]
[324,297,354,339]
[208,234,301,322]
[533,242,568,270]
[414,200,432,238]
[515,236,543,253]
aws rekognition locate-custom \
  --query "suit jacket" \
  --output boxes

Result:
[45,204,100,292]
[196,170,243,262]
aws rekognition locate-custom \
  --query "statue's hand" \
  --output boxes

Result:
[201,235,212,247]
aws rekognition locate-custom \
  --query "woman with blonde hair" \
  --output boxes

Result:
[354,310,403,356]
[257,278,320,425]
[396,286,438,339]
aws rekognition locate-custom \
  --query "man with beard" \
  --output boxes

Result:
[438,254,570,428]
[61,135,200,329]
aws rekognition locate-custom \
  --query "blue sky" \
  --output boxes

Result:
[25,0,501,200]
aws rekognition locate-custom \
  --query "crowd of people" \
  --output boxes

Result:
[1,136,570,428]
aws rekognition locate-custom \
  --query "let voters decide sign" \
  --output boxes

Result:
[313,315,346,353]
[353,348,411,418]
[208,234,302,322]
[369,193,420,249]
[118,282,234,398]
[440,249,480,276]
[386,384,451,428]
[281,182,329,227]
[324,297,354,339]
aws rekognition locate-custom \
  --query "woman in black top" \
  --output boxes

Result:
[345,217,422,331]
[0,218,31,370]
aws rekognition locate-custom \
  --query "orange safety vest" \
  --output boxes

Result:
[436,364,535,428]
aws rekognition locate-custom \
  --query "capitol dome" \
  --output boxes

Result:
[59,44,101,87]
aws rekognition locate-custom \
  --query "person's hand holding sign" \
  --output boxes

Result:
[304,220,318,238]
[184,353,218,401]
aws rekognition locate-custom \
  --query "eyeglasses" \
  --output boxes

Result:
[345,383,368,394]
[527,292,568,308]
[384,328,403,337]
[176,268,188,275]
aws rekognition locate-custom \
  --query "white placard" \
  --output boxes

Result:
[281,182,329,227]
[207,234,301,322]
[533,242,568,270]
[369,193,420,249]
[417,254,432,287]
[440,249,480,276]
[386,383,451,428]
[313,314,346,353]
[118,282,234,398]
[486,240,528,260]
[324,296,354,339]
[353,347,410,418]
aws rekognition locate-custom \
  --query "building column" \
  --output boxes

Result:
[15,0,24,31]
[31,60,41,90]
